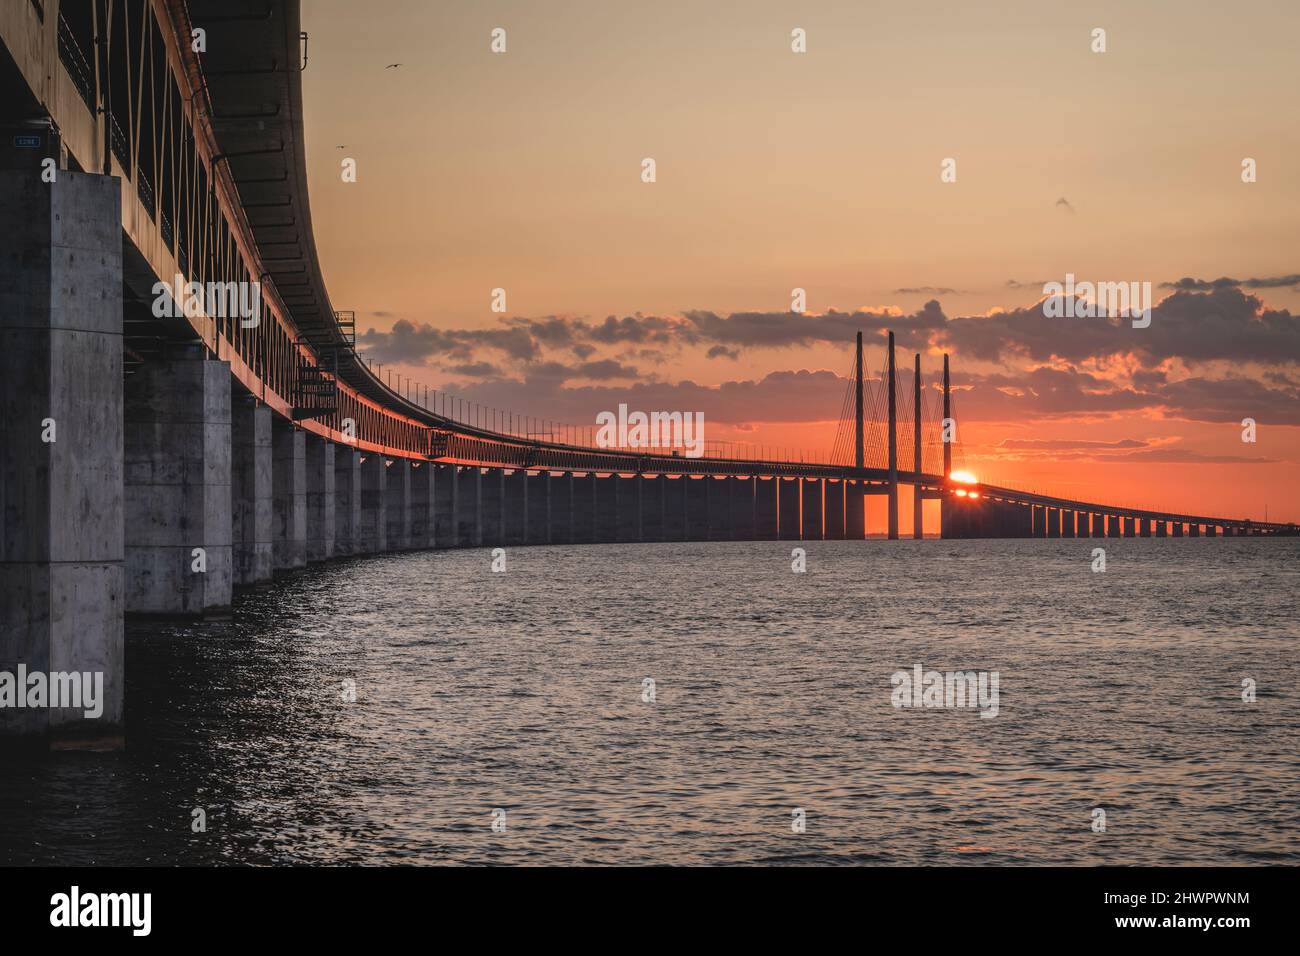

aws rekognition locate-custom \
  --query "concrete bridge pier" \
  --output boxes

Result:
[778,478,801,540]
[231,398,273,585]
[385,459,412,551]
[433,463,459,547]
[1189,523,1201,538]
[1,168,123,744]
[686,476,709,540]
[640,475,664,542]
[1106,515,1120,537]
[596,475,619,543]
[124,355,233,614]
[844,480,864,540]
[550,472,574,543]
[1046,508,1060,538]
[758,478,781,539]
[618,476,639,541]
[410,462,437,549]
[801,479,824,540]
[1123,517,1136,538]
[1223,525,1233,537]
[1139,518,1152,538]
[457,467,483,547]
[479,468,504,547]
[732,477,756,540]
[1156,520,1167,537]
[271,419,306,570]
[1206,524,1218,537]
[333,447,361,556]
[826,480,846,539]
[1061,509,1076,538]
[1173,521,1184,537]
[707,477,731,541]
[573,473,596,543]
[305,436,336,562]
[530,472,553,544]
[358,453,388,554]
[504,469,528,546]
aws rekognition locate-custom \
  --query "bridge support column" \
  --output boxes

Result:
[1156,520,1167,537]
[1061,509,1076,538]
[1189,523,1200,538]
[271,418,306,570]
[504,469,528,546]
[550,472,574,543]
[1222,525,1233,537]
[385,459,412,551]
[480,468,505,546]
[757,477,780,539]
[125,355,233,613]
[433,464,458,547]
[732,477,756,540]
[305,436,336,562]
[358,454,388,553]
[595,475,619,543]
[333,447,361,556]
[845,480,864,540]
[801,479,824,540]
[639,475,663,542]
[411,462,437,549]
[682,476,706,540]
[1139,518,1151,538]
[458,467,482,547]
[778,478,801,540]
[1032,505,1046,538]
[1122,516,1135,537]
[529,472,552,543]
[615,475,639,542]
[1172,521,1183,538]
[1206,524,1218,537]
[231,399,273,584]
[825,480,846,540]
[573,473,596,543]
[1046,508,1060,538]
[706,477,730,541]
[1,168,123,743]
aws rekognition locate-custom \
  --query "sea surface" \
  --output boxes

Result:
[2,538,1297,866]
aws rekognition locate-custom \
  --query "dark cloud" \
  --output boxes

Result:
[893,286,959,296]
[1161,274,1300,291]
[706,345,740,360]
[998,438,1149,450]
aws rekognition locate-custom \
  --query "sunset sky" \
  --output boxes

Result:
[301,0,1299,523]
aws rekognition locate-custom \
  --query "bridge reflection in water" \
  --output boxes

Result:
[0,1,1290,748]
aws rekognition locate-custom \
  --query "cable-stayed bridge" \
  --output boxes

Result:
[1,0,1291,747]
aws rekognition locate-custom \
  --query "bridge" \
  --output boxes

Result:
[1,0,1291,747]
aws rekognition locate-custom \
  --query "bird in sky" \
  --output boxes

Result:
[385,63,402,69]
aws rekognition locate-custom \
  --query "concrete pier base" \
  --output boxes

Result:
[550,472,574,544]
[385,458,412,551]
[757,478,780,539]
[731,477,756,540]
[411,462,437,549]
[433,464,458,547]
[1173,522,1184,538]
[1,169,124,743]
[596,475,619,543]
[305,436,335,562]
[686,477,708,541]
[480,468,505,547]
[333,446,361,556]
[358,453,388,554]
[778,479,801,540]
[801,479,824,540]
[845,480,864,540]
[271,418,306,571]
[573,473,596,543]
[231,399,273,585]
[505,470,529,545]
[826,480,846,539]
[706,477,731,541]
[457,467,482,547]
[529,472,552,543]
[124,356,233,613]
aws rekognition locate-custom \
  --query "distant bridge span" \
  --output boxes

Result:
[0,1,1291,746]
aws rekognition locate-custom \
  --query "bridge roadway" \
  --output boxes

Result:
[0,1,1289,748]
